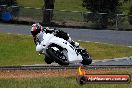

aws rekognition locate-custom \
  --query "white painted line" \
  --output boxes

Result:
[101,60,108,62]
[60,10,67,12]
[78,40,132,49]
[35,8,41,10]
[128,46,132,48]
[77,40,90,43]
[28,35,32,36]
[94,42,100,44]
[24,7,32,9]
[72,11,80,13]
[7,33,11,35]
[5,33,32,37]
[17,34,22,35]
[92,56,132,63]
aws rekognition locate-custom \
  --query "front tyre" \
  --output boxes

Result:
[46,47,69,65]
[82,53,92,65]
[82,57,92,65]
[77,49,92,65]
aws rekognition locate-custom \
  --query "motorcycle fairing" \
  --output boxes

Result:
[41,33,83,62]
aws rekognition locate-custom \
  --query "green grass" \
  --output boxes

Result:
[16,0,132,13]
[16,0,44,8]
[0,33,44,66]
[0,33,132,66]
[0,70,132,88]
[0,78,131,88]
[54,0,86,11]
[53,11,83,22]
[16,0,86,11]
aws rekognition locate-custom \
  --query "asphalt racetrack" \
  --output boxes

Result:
[0,23,132,46]
[0,23,132,65]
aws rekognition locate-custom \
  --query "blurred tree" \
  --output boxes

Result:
[0,0,17,6]
[43,0,55,25]
[128,6,132,24]
[82,0,120,13]
[82,0,120,28]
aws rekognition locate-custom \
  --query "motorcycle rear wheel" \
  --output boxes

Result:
[46,47,69,65]
[44,56,54,64]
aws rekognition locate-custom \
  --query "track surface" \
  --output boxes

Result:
[0,23,132,46]
[0,65,132,70]
[91,56,132,65]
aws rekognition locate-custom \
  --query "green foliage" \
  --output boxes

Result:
[0,0,17,6]
[128,6,132,24]
[82,0,120,13]
[82,0,122,28]
[120,0,132,14]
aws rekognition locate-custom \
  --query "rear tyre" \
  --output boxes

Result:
[46,47,69,65]
[44,56,54,64]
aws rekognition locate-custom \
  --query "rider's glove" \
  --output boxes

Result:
[74,42,80,48]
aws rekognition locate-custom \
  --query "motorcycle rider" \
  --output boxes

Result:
[31,23,80,53]
[31,23,44,45]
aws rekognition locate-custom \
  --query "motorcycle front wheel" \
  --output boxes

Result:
[78,49,92,65]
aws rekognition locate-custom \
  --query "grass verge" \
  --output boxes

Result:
[0,33,43,66]
[16,0,44,8]
[0,33,132,66]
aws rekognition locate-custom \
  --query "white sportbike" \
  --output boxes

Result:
[36,33,92,65]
